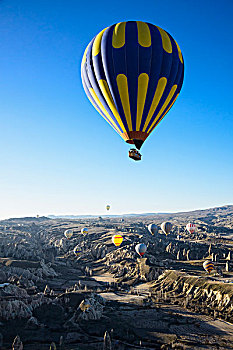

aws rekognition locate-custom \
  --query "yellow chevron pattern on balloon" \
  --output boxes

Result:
[175,40,183,63]
[98,79,127,133]
[143,77,167,132]
[136,21,151,47]
[112,22,126,48]
[147,85,177,133]
[116,74,133,131]
[89,88,122,134]
[92,28,108,56]
[156,26,172,53]
[149,94,179,133]
[136,73,149,130]
[81,43,91,69]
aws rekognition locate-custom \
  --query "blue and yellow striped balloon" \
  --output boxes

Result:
[203,260,214,274]
[81,227,88,235]
[74,246,82,256]
[81,21,184,150]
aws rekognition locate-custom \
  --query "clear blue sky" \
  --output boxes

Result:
[0,0,232,219]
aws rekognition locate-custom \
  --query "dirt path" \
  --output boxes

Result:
[100,291,145,303]
[91,272,115,284]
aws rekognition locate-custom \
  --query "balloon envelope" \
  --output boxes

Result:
[81,227,88,235]
[112,234,123,247]
[148,223,158,235]
[106,205,110,211]
[64,229,73,239]
[186,223,196,234]
[135,243,147,256]
[203,260,214,274]
[74,246,82,256]
[161,222,172,235]
[81,21,184,150]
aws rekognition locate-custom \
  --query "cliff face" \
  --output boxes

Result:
[150,270,233,322]
[0,285,50,320]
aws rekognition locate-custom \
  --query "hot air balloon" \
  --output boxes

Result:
[64,229,73,239]
[203,260,214,274]
[186,223,196,234]
[106,205,110,211]
[135,243,147,257]
[112,234,123,247]
[81,21,184,160]
[148,223,158,235]
[161,222,172,236]
[49,342,57,350]
[81,227,88,235]
[74,246,82,256]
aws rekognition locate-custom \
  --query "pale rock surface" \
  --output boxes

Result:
[78,293,105,320]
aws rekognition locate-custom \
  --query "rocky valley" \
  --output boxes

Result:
[0,205,233,349]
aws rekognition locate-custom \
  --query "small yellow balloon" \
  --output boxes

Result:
[112,234,123,247]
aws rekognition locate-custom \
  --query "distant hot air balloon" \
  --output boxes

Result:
[74,246,82,256]
[81,227,88,235]
[186,223,196,234]
[36,215,39,218]
[112,234,123,247]
[148,223,158,235]
[81,21,184,160]
[64,229,73,239]
[106,205,110,211]
[49,342,57,350]
[203,260,214,274]
[161,222,172,236]
[135,243,147,257]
